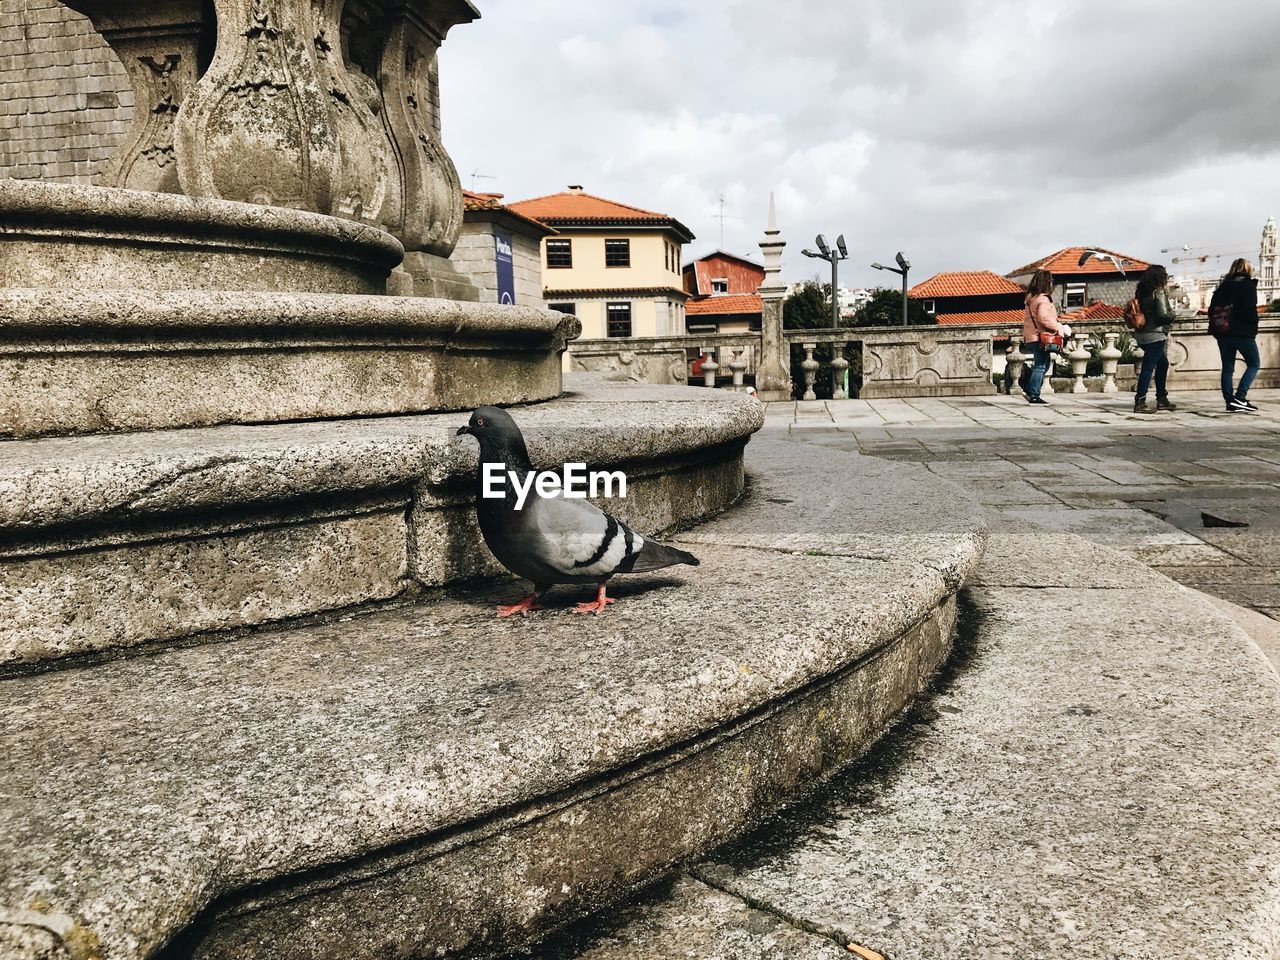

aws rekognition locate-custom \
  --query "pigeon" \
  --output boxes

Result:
[1077,249,1128,275]
[456,406,700,616]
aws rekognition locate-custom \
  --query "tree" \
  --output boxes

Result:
[783,280,832,330]
[853,287,931,327]
[1269,298,1280,313]
[781,280,860,398]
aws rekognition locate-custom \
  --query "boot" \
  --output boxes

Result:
[1156,396,1177,411]
[1134,395,1154,414]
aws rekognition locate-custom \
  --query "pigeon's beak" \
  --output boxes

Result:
[456,425,472,436]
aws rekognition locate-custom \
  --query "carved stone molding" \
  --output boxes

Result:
[60,0,211,193]
[175,0,387,221]
[376,6,471,254]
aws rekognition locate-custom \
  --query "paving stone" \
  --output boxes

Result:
[688,574,1280,960]
[1000,507,1203,548]
[540,877,846,960]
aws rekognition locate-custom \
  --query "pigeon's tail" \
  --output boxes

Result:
[623,539,700,573]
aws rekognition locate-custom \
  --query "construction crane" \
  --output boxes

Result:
[1158,243,1253,310]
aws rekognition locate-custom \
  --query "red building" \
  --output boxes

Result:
[682,250,763,332]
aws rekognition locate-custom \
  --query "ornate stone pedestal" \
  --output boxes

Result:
[60,0,483,301]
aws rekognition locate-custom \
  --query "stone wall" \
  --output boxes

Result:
[453,222,545,307]
[0,0,131,183]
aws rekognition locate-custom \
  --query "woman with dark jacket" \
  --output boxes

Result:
[1210,258,1261,413]
[1132,265,1177,413]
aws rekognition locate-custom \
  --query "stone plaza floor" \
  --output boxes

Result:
[764,388,1280,621]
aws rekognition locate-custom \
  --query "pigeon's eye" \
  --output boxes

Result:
[476,417,486,428]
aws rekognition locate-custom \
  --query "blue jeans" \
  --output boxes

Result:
[1018,343,1051,400]
[1135,339,1168,401]
[1218,336,1260,401]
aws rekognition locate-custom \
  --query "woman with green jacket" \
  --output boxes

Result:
[1133,265,1177,414]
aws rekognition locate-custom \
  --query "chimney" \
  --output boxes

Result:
[567,184,584,194]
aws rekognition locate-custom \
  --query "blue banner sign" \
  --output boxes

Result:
[495,231,515,305]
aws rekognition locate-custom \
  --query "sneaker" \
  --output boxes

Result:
[1156,397,1177,411]
[1227,398,1252,413]
[1134,396,1154,414]
[1235,397,1259,412]
[1028,397,1049,405]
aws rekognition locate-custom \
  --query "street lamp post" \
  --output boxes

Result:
[801,233,851,399]
[871,251,911,326]
[801,233,849,328]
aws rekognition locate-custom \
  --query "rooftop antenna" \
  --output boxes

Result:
[711,192,740,249]
[469,170,497,192]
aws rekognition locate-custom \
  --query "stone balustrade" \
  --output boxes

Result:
[567,315,1280,399]
[566,332,760,389]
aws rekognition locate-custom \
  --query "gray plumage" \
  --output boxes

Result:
[456,406,698,613]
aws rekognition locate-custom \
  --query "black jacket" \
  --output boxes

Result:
[1209,275,1259,338]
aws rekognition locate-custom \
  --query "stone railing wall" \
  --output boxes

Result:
[568,314,1280,400]
[567,333,759,388]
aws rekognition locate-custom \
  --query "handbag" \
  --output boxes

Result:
[1038,331,1065,353]
[1208,303,1232,337]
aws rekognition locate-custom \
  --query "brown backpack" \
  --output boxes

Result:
[1124,297,1146,331]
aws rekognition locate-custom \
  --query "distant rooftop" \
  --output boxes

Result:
[1009,246,1150,278]
[508,186,694,241]
[686,293,761,316]
[909,271,1025,299]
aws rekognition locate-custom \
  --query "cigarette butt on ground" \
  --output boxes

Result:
[846,944,886,960]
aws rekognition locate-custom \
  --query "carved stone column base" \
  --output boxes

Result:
[389,252,481,301]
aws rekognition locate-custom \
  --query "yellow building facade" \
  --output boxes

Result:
[507,187,694,339]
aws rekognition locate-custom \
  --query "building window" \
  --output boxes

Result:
[924,299,936,315]
[549,303,576,315]
[606,302,632,338]
[711,278,729,294]
[546,239,572,268]
[1064,283,1086,308]
[605,238,630,267]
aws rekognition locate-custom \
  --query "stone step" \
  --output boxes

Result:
[0,377,761,672]
[0,438,988,960]
[545,533,1280,960]
[0,287,577,438]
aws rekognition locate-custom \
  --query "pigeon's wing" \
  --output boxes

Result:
[523,494,645,580]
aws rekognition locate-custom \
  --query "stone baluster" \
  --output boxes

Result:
[701,349,720,388]
[174,0,389,223]
[59,0,212,194]
[374,2,476,256]
[831,343,850,400]
[1005,346,1027,394]
[728,348,747,391]
[1100,332,1123,393]
[800,343,819,401]
[1068,337,1092,393]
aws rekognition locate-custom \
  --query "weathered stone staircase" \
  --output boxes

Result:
[0,430,987,959]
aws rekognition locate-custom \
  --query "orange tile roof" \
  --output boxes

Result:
[461,189,555,235]
[685,294,762,316]
[935,309,1024,326]
[1060,301,1125,321]
[508,189,694,241]
[1009,246,1150,278]
[462,189,503,211]
[909,271,1025,298]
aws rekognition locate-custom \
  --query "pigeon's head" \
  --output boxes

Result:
[456,406,531,464]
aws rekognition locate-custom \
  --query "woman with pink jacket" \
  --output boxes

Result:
[1018,269,1070,404]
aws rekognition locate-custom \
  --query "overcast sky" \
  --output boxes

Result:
[440,0,1280,288]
